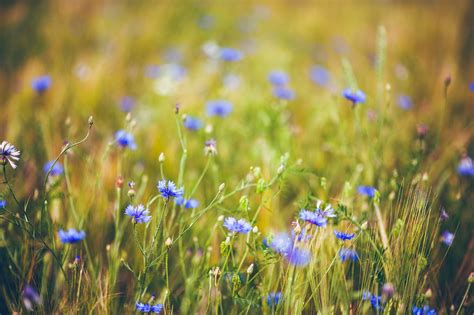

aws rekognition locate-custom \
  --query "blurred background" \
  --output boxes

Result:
[0,0,473,312]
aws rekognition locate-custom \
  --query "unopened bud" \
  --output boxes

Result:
[217,215,224,222]
[127,189,136,199]
[165,237,173,248]
[159,152,165,163]
[116,176,124,188]
[424,288,432,298]
[468,272,474,283]
[218,183,225,192]
[88,116,94,127]
[247,263,254,275]
[252,226,259,233]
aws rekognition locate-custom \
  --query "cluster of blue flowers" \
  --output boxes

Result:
[136,302,163,314]
[357,185,376,198]
[267,232,312,266]
[342,88,366,105]
[268,70,295,100]
[299,201,336,227]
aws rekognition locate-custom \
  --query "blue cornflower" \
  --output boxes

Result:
[58,229,86,244]
[273,86,295,100]
[0,200,6,208]
[361,291,372,300]
[175,196,199,209]
[285,247,312,266]
[397,94,413,110]
[334,230,355,241]
[457,156,474,176]
[357,186,376,198]
[440,230,454,246]
[22,285,41,311]
[439,208,449,221]
[268,233,293,254]
[206,100,233,117]
[342,88,366,105]
[266,292,282,307]
[115,130,137,150]
[151,304,163,314]
[268,232,312,266]
[469,82,474,92]
[157,180,184,199]
[219,47,243,62]
[223,217,252,234]
[299,209,327,227]
[315,201,336,218]
[0,141,20,169]
[338,248,358,262]
[125,204,151,224]
[310,65,330,86]
[136,302,162,313]
[183,116,203,131]
[119,96,135,112]
[31,75,52,93]
[268,71,289,86]
[43,160,64,176]
[412,305,437,315]
[370,295,382,311]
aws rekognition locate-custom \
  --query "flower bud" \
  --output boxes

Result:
[247,263,254,275]
[159,152,165,163]
[165,237,173,248]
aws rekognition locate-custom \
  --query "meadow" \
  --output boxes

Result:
[0,1,473,314]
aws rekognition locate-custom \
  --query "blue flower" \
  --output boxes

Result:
[310,65,330,86]
[219,47,243,62]
[285,247,312,266]
[397,94,413,110]
[469,82,474,92]
[439,208,449,221]
[223,73,241,90]
[58,229,86,244]
[357,186,376,198]
[315,201,336,218]
[136,302,162,313]
[119,96,135,112]
[334,230,355,241]
[206,100,233,117]
[223,217,252,234]
[157,180,184,199]
[151,304,163,314]
[269,233,293,254]
[266,292,282,307]
[31,75,52,93]
[273,86,295,100]
[268,71,289,86]
[125,204,151,224]
[338,248,358,262]
[0,200,6,208]
[370,295,382,310]
[440,230,454,246]
[115,130,137,150]
[22,285,41,311]
[457,156,474,176]
[299,209,327,227]
[412,305,437,315]
[361,291,372,300]
[268,232,312,266]
[183,116,203,131]
[43,160,64,176]
[342,88,366,105]
[175,197,199,209]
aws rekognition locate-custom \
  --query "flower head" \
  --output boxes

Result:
[469,82,474,92]
[125,204,151,224]
[115,130,137,150]
[439,208,449,221]
[206,100,233,117]
[219,47,243,62]
[268,71,289,86]
[397,94,413,110]
[357,185,376,198]
[268,232,293,254]
[157,180,183,199]
[315,201,336,218]
[310,65,330,86]
[273,86,295,100]
[58,229,86,244]
[183,116,203,131]
[223,217,252,234]
[342,88,366,105]
[285,247,312,266]
[440,230,454,246]
[334,230,355,241]
[43,160,64,176]
[457,156,474,176]
[22,285,41,311]
[0,141,20,169]
[268,232,312,266]
[119,96,135,112]
[338,248,358,262]
[175,197,199,209]
[0,200,6,208]
[204,138,218,156]
[299,209,327,227]
[31,75,52,93]
[412,305,437,315]
[266,292,282,307]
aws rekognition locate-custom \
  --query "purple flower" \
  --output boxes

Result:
[266,292,282,307]
[338,248,358,262]
[157,180,184,199]
[357,186,376,198]
[334,230,355,241]
[268,232,312,266]
[43,160,64,176]
[31,75,52,93]
[469,82,474,92]
[119,96,135,112]
[457,156,474,176]
[268,71,289,86]
[0,141,20,169]
[219,48,243,62]
[115,130,137,150]
[440,230,454,246]
[184,116,203,131]
[206,100,233,117]
[397,94,413,110]
[58,229,86,244]
[299,209,327,227]
[268,232,293,254]
[125,204,151,224]
[342,88,366,105]
[223,217,252,234]
[273,86,295,100]
[0,200,6,208]
[310,65,330,86]
[285,247,312,266]
[22,285,41,311]
[175,197,199,209]
[439,208,449,221]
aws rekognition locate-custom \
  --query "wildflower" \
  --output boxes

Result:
[268,232,312,266]
[470,82,474,92]
[370,295,383,310]
[43,160,64,176]
[204,138,218,156]
[338,248,358,262]
[0,141,20,169]
[440,230,454,246]
[0,200,6,208]
[157,180,184,199]
[310,65,331,86]
[416,123,429,138]
[439,208,449,221]
[119,96,135,112]
[357,185,376,198]
[31,75,52,93]
[342,88,366,105]
[175,196,199,209]
[183,116,203,131]
[125,204,151,224]
[299,209,327,227]
[382,282,395,298]
[268,71,289,86]
[334,230,355,241]
[115,130,137,150]
[219,47,243,62]
[268,233,293,254]
[136,302,163,313]
[362,291,372,300]
[315,201,336,218]
[223,217,252,234]
[412,305,437,315]
[273,86,295,100]
[457,156,474,176]
[266,292,282,307]
[22,285,41,311]
[206,100,233,117]
[397,94,413,110]
[58,229,86,244]
[286,247,312,266]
